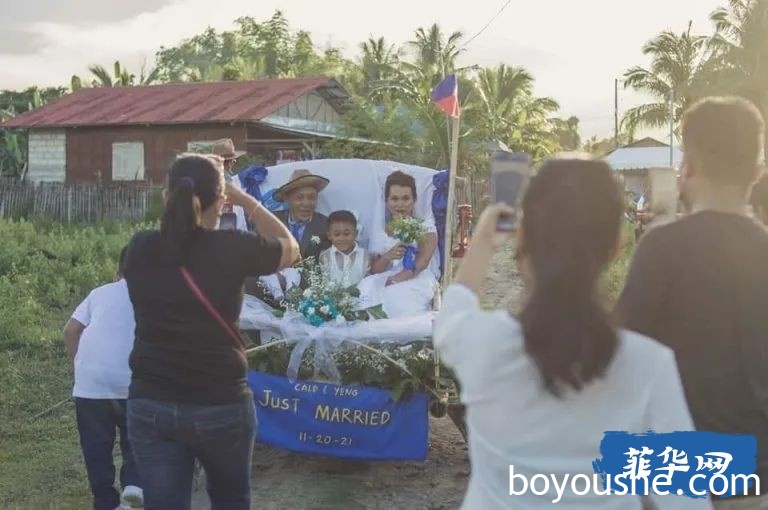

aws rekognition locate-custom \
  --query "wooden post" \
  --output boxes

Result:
[66,187,72,224]
[442,116,461,287]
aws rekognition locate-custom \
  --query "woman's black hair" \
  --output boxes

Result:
[160,154,224,263]
[518,158,623,397]
[385,170,417,201]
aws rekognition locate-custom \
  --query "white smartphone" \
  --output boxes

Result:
[490,151,531,231]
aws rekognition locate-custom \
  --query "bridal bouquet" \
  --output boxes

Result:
[388,216,427,270]
[277,258,386,326]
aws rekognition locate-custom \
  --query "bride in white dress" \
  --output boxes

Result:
[357,171,440,318]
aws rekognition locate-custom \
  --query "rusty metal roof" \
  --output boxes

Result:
[1,77,347,129]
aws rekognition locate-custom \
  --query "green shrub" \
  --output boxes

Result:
[0,219,151,352]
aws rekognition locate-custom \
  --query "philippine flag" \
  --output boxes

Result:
[431,74,460,118]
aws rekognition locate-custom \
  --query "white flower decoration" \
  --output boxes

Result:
[319,305,330,315]
[311,235,321,245]
[335,315,347,324]
[303,289,313,298]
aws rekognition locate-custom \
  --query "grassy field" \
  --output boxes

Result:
[0,218,636,509]
[0,219,140,509]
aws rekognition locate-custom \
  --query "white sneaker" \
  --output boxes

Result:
[121,485,144,508]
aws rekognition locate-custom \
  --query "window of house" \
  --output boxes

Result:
[112,142,145,181]
[187,140,218,153]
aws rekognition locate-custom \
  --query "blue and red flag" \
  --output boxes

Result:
[431,74,460,118]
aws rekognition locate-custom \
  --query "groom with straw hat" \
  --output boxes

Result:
[274,169,331,260]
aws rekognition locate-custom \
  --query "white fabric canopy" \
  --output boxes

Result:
[234,159,440,251]
[237,159,442,363]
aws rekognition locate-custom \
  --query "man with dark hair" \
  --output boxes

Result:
[617,97,768,507]
[63,247,142,510]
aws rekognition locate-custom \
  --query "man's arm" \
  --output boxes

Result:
[63,319,86,363]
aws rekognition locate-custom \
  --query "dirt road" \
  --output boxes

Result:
[192,243,522,510]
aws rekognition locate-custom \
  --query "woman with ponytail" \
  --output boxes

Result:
[122,154,298,510]
[435,157,704,509]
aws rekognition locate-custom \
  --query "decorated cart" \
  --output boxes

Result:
[234,158,470,461]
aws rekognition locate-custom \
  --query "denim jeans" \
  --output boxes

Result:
[127,394,256,510]
[75,398,140,510]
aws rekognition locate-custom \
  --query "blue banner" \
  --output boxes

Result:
[593,431,758,499]
[247,370,429,461]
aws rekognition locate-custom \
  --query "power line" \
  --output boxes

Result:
[460,0,513,50]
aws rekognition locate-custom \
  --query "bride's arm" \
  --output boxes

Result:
[414,232,438,274]
[371,243,405,274]
[385,232,438,285]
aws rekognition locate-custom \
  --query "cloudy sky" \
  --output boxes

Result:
[0,0,724,139]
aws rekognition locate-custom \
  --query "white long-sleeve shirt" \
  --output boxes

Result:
[434,284,710,510]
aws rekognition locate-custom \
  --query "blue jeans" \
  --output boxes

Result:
[75,398,140,510]
[127,395,256,510]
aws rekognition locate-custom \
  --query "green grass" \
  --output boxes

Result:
[0,219,636,508]
[602,223,636,303]
[0,344,91,509]
[0,219,142,508]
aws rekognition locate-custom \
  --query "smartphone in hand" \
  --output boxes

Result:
[219,203,237,231]
[219,212,238,230]
[490,151,531,231]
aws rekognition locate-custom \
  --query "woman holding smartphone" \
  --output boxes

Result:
[434,157,704,509]
[123,154,299,510]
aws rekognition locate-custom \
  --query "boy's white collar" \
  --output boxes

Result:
[330,243,361,256]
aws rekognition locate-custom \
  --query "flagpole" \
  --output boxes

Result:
[442,115,460,287]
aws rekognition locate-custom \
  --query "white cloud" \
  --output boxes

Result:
[0,0,725,139]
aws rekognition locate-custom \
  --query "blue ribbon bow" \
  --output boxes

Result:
[403,245,418,271]
[432,170,449,277]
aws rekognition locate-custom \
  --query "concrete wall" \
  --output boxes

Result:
[27,129,66,182]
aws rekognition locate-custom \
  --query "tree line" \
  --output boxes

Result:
[2,1,766,177]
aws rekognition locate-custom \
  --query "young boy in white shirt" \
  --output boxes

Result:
[319,210,371,288]
[63,248,142,510]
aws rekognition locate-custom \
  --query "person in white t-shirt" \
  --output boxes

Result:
[434,157,707,510]
[63,248,142,510]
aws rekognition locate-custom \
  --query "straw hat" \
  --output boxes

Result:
[274,169,330,201]
[210,139,246,160]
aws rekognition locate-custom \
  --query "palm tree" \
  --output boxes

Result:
[0,105,15,122]
[622,21,714,137]
[70,75,86,92]
[470,65,535,141]
[553,116,582,151]
[222,56,267,81]
[370,25,477,167]
[469,64,560,159]
[409,24,465,76]
[88,61,159,87]
[709,0,768,150]
[358,37,400,94]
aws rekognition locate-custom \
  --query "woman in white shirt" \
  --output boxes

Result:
[434,157,708,510]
